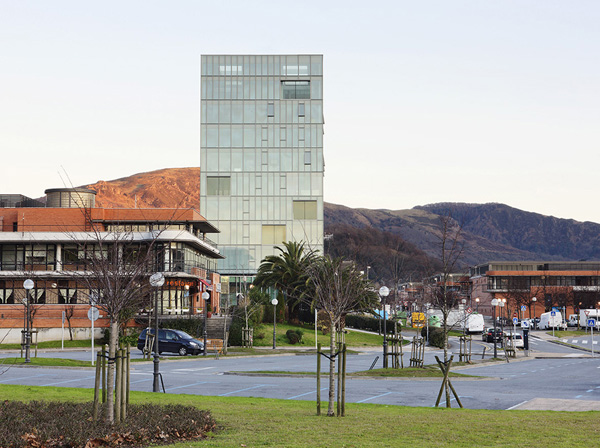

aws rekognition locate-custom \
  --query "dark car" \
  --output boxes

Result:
[137,328,204,356]
[481,328,503,343]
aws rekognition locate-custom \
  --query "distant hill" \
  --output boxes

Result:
[324,203,542,267]
[78,167,600,283]
[416,203,600,261]
[84,167,199,210]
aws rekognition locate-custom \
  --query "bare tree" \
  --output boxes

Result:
[304,256,378,416]
[64,305,75,341]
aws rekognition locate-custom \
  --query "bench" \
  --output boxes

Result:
[205,339,224,358]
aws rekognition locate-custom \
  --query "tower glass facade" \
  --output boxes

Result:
[200,54,324,289]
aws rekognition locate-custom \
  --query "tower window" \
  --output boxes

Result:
[282,81,310,99]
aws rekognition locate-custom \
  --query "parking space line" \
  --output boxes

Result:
[219,384,270,396]
[166,381,218,392]
[287,388,328,400]
[41,376,95,387]
[130,378,153,385]
[506,400,528,410]
[0,373,50,383]
[357,392,394,403]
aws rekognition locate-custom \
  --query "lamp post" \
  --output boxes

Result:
[532,297,537,329]
[425,303,431,345]
[475,297,480,313]
[149,272,165,393]
[379,286,390,368]
[461,298,467,335]
[499,299,505,347]
[491,298,498,358]
[271,298,278,349]
[202,291,210,355]
[23,279,34,363]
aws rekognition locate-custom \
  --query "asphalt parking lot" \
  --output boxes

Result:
[1,332,599,411]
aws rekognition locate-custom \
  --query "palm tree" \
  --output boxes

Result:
[254,241,317,320]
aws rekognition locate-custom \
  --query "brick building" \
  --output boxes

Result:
[0,188,223,343]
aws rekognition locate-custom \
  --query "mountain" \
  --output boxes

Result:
[415,203,600,261]
[85,168,200,209]
[79,167,600,279]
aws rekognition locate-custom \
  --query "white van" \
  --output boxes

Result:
[579,309,600,328]
[539,311,563,330]
[463,313,484,334]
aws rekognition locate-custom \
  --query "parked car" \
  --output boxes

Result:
[504,331,524,348]
[137,328,204,356]
[482,328,503,343]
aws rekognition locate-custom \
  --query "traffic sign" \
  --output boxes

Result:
[513,312,517,318]
[521,305,526,311]
[466,307,472,314]
[521,320,530,328]
[88,307,99,322]
[588,319,596,328]
[551,311,556,317]
[585,310,590,317]
[512,317,518,325]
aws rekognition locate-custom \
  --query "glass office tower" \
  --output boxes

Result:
[200,55,324,300]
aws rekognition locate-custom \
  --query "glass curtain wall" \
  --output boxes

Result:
[200,54,324,277]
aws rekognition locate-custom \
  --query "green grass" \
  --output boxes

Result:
[0,357,93,367]
[0,339,105,350]
[252,322,387,348]
[0,384,598,447]
[551,330,593,338]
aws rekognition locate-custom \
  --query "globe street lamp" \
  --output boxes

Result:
[271,298,279,349]
[149,272,165,393]
[491,298,498,358]
[475,297,480,313]
[379,286,390,368]
[23,279,34,363]
[202,291,210,356]
[532,297,537,328]
[499,299,505,347]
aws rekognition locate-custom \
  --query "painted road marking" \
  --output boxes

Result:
[219,384,270,397]
[41,376,95,387]
[357,392,394,403]
[287,388,328,400]
[0,373,50,383]
[165,381,219,392]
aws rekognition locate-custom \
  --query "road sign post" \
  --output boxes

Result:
[588,319,596,358]
[88,306,99,365]
[551,311,556,338]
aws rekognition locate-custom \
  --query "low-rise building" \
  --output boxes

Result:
[0,188,223,343]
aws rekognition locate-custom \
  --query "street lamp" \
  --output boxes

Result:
[499,299,505,347]
[271,298,278,349]
[491,298,498,358]
[202,291,210,355]
[461,298,467,335]
[532,297,537,328]
[23,279,34,363]
[379,286,390,368]
[149,272,165,393]
[475,298,480,313]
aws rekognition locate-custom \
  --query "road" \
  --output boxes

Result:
[1,332,599,410]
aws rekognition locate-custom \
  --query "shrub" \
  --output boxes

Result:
[161,316,204,338]
[345,314,399,334]
[427,328,446,349]
[227,306,246,346]
[285,329,304,344]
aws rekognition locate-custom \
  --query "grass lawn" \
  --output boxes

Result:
[0,384,598,447]
[0,339,105,350]
[551,330,593,338]
[252,322,386,348]
[0,357,93,367]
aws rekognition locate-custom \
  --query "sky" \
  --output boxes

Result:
[1,1,599,222]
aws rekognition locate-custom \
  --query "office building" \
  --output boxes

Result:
[200,55,324,301]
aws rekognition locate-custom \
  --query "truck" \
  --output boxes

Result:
[579,309,600,328]
[538,311,563,330]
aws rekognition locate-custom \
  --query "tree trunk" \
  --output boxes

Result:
[328,316,336,416]
[106,319,119,424]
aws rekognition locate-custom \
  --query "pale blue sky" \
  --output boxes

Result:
[1,1,599,222]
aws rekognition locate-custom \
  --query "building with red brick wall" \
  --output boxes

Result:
[470,261,600,321]
[0,188,223,343]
